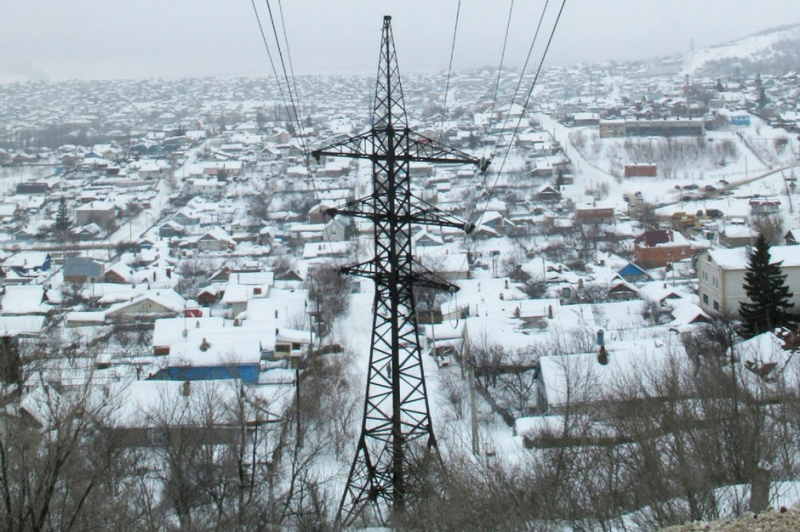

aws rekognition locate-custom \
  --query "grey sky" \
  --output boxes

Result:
[1,1,799,82]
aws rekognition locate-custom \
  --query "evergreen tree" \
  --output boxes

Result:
[0,335,22,386]
[739,234,795,337]
[55,196,70,233]
[755,73,769,109]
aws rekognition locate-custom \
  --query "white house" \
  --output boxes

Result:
[186,178,224,198]
[697,246,800,314]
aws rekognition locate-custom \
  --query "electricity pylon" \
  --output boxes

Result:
[311,15,486,528]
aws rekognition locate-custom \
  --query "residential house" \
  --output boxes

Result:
[161,327,262,383]
[63,257,104,284]
[186,178,224,198]
[104,290,186,323]
[535,341,687,415]
[173,209,201,227]
[76,201,116,228]
[221,283,269,318]
[617,262,650,283]
[607,279,639,301]
[633,230,694,269]
[0,315,47,338]
[152,316,225,356]
[536,184,562,202]
[322,217,348,242]
[197,285,222,306]
[104,262,134,284]
[1,285,50,316]
[106,380,288,448]
[15,182,49,195]
[719,224,757,248]
[159,221,186,238]
[575,202,615,224]
[307,202,336,224]
[196,228,236,253]
[3,252,51,276]
[697,246,800,314]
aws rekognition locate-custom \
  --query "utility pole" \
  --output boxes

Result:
[311,16,485,528]
[469,361,479,456]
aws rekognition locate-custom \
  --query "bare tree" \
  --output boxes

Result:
[468,329,507,388]
[0,369,124,532]
[751,214,784,246]
[307,262,351,340]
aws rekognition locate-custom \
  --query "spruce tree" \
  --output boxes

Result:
[0,335,22,386]
[739,234,795,337]
[55,196,70,232]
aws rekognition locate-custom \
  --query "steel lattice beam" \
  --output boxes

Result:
[309,16,483,528]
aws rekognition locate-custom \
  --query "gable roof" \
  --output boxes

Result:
[64,256,104,278]
[617,262,648,278]
[2,285,49,315]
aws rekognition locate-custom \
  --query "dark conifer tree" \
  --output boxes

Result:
[0,335,22,386]
[55,196,70,233]
[739,234,795,337]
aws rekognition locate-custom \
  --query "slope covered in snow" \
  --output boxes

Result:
[684,24,800,76]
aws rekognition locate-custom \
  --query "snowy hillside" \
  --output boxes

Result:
[684,24,800,76]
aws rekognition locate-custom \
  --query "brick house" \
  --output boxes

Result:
[633,230,694,269]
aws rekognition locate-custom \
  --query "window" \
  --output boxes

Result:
[713,301,720,311]
[147,428,167,446]
[703,294,709,305]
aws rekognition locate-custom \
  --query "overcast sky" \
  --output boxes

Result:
[1,1,799,82]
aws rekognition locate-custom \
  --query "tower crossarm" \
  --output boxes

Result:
[410,260,460,293]
[326,196,473,233]
[401,131,484,167]
[311,129,488,170]
[337,258,379,281]
[311,131,374,162]
[336,258,459,293]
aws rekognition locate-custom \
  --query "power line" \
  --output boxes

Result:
[439,0,462,139]
[248,0,296,138]
[248,0,345,270]
[475,0,551,224]
[494,0,551,153]
[481,0,516,163]
[264,0,305,150]
[476,0,567,233]
[277,0,305,140]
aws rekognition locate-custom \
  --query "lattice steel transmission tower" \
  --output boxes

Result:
[311,15,486,528]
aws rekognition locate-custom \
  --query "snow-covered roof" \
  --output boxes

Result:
[243,288,309,323]
[1,285,49,315]
[707,245,800,270]
[167,327,264,367]
[539,339,687,408]
[153,316,226,348]
[107,379,289,429]
[0,315,46,336]
[302,241,351,259]
[105,289,186,318]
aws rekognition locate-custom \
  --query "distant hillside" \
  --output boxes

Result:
[684,24,800,77]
